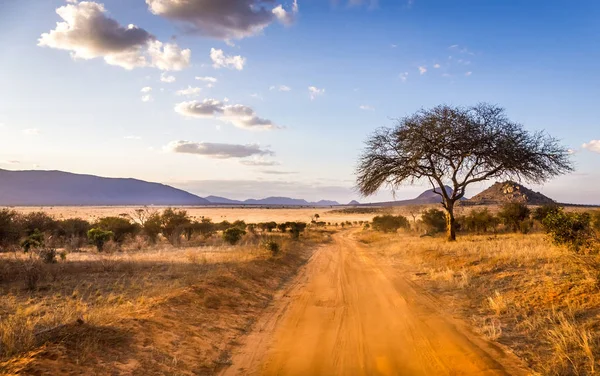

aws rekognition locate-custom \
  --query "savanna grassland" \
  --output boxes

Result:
[1,204,599,375]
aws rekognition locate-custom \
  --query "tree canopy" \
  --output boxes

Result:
[356,103,573,240]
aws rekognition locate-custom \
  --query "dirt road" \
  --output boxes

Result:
[222,231,529,375]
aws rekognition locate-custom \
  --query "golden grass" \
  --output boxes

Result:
[0,230,331,375]
[356,230,600,375]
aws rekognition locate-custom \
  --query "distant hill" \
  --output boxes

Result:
[368,186,459,207]
[468,181,555,205]
[0,169,209,206]
[348,200,361,206]
[204,195,339,207]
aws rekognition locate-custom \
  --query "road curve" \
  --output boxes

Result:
[222,230,529,376]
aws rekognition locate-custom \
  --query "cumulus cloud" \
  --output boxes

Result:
[308,86,325,100]
[176,86,202,97]
[141,94,153,102]
[272,0,298,26]
[359,105,374,111]
[583,140,600,153]
[141,86,152,93]
[210,48,246,70]
[399,72,408,82]
[175,99,280,130]
[165,140,273,159]
[146,0,298,40]
[38,1,190,71]
[418,66,427,75]
[161,72,176,83]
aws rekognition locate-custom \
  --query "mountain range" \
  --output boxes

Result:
[0,169,340,206]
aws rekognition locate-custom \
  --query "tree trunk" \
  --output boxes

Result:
[444,200,457,241]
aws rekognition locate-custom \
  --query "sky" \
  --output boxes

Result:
[0,0,599,204]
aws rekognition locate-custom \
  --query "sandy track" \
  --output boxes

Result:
[222,231,530,375]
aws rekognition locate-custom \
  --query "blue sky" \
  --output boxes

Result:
[0,0,598,204]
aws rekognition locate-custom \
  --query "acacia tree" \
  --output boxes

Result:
[356,103,572,241]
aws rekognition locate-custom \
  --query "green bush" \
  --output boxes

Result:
[21,212,58,236]
[461,208,499,233]
[87,228,113,251]
[222,227,246,245]
[371,215,410,233]
[20,229,45,253]
[57,218,91,239]
[542,209,596,252]
[0,209,23,249]
[288,222,307,240]
[160,208,192,244]
[498,203,531,232]
[421,209,446,234]
[95,216,139,243]
[532,203,562,222]
[142,212,162,243]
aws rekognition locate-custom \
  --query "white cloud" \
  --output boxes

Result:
[23,128,40,136]
[141,86,152,93]
[165,141,274,159]
[141,94,153,102]
[160,72,176,83]
[465,71,472,76]
[390,44,397,48]
[399,72,408,82]
[273,85,291,92]
[146,0,299,40]
[174,99,280,130]
[38,1,190,71]
[583,140,600,153]
[250,93,263,100]
[196,76,218,83]
[260,170,297,175]
[359,105,374,111]
[176,86,202,97]
[0,160,20,165]
[433,63,441,68]
[308,86,325,100]
[272,0,298,26]
[210,48,246,70]
[418,66,427,75]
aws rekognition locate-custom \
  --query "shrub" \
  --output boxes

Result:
[20,229,44,253]
[232,220,247,230]
[222,227,246,245]
[194,218,216,239]
[0,209,22,249]
[142,212,162,243]
[371,215,410,233]
[462,209,499,233]
[532,203,562,222]
[498,203,531,232]
[421,209,446,234]
[288,222,307,240]
[87,228,113,251]
[95,216,139,243]
[38,249,58,264]
[21,212,57,236]
[161,208,192,244]
[56,218,91,239]
[277,223,288,233]
[542,209,596,253]
[259,222,277,232]
[261,238,281,256]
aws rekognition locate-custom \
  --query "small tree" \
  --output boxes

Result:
[542,209,596,252]
[161,208,191,245]
[356,103,572,241]
[222,227,246,245]
[87,228,113,251]
[0,209,23,249]
[95,216,139,243]
[142,212,162,243]
[289,222,307,240]
[21,229,45,253]
[421,209,446,234]
[371,215,410,233]
[462,208,499,233]
[277,223,287,233]
[498,203,531,232]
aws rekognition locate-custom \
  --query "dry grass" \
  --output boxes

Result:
[0,230,331,375]
[357,230,600,375]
